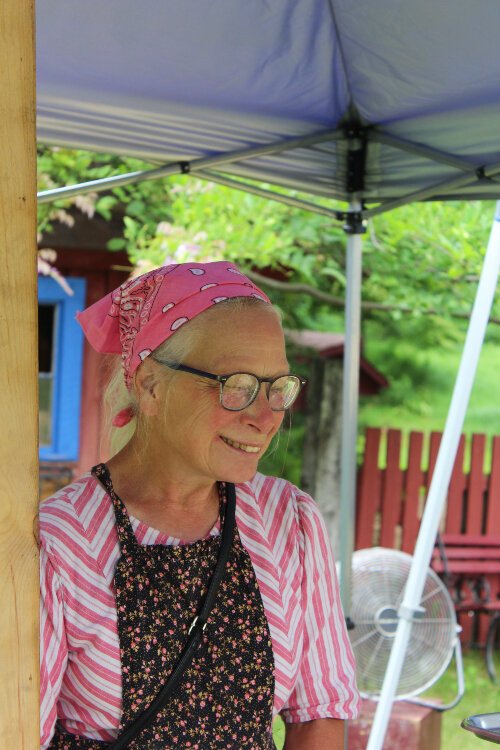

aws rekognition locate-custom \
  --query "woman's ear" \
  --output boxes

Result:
[134,359,162,417]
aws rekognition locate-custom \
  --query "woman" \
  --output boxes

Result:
[40,261,360,750]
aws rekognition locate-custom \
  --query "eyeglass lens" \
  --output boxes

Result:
[221,374,301,411]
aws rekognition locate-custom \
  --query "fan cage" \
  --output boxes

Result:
[348,547,458,700]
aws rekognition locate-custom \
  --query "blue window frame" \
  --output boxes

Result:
[38,276,86,461]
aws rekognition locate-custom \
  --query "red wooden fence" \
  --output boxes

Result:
[356,428,500,644]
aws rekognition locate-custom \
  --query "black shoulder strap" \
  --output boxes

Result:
[107,482,236,750]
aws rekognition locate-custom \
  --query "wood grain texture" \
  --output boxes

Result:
[355,428,381,548]
[466,434,486,535]
[445,434,465,535]
[0,1,38,747]
[380,429,404,549]
[401,431,424,553]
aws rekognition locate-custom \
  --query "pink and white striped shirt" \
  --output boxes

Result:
[40,471,360,747]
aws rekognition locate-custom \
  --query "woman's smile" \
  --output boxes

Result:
[219,435,262,453]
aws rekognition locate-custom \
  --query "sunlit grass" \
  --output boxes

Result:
[428,649,499,749]
[272,716,285,749]
[360,340,500,462]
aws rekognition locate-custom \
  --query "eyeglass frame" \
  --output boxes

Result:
[151,357,307,412]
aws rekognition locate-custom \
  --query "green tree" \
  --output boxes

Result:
[38,146,498,321]
[37,146,500,399]
[37,146,174,244]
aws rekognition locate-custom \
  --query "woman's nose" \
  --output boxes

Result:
[243,385,279,429]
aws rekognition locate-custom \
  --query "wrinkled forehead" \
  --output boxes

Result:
[189,303,288,373]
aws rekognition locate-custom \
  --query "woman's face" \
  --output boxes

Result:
[150,304,288,485]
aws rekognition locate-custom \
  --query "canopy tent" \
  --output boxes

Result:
[37,0,500,211]
[36,2,500,747]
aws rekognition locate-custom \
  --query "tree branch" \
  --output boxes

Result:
[245,269,500,326]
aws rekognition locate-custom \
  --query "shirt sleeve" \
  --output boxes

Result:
[40,543,68,749]
[280,490,361,723]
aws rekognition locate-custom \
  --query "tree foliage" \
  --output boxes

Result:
[38,147,497,307]
[37,146,174,242]
[37,146,500,376]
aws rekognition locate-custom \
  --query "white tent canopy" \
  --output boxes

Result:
[37,0,500,210]
[36,3,500,748]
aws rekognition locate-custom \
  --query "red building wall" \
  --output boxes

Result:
[40,247,130,497]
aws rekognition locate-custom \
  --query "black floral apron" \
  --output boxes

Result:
[49,464,275,750]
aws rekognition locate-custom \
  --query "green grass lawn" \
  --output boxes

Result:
[271,651,499,749]
[359,339,500,469]
[426,649,499,749]
[360,340,500,438]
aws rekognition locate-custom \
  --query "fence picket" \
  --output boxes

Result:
[401,431,424,553]
[466,434,487,535]
[445,435,466,534]
[356,428,382,548]
[380,429,404,549]
[427,431,441,485]
[486,436,500,535]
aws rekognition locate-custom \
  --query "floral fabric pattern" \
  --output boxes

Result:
[49,464,275,750]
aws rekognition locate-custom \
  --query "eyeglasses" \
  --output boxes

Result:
[152,358,307,412]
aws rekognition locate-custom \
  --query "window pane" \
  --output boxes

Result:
[39,305,55,373]
[39,304,56,446]
[39,375,53,446]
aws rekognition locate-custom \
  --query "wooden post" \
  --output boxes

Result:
[301,358,343,557]
[0,1,38,747]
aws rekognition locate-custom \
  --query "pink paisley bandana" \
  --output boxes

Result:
[77,262,271,392]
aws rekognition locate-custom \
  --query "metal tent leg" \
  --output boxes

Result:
[338,201,363,622]
[339,201,364,750]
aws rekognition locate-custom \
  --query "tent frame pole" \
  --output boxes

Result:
[367,201,500,750]
[338,201,364,621]
[363,164,500,219]
[38,124,500,216]
[339,201,365,750]
[370,129,476,173]
[195,170,344,220]
[37,127,342,204]
[365,160,500,219]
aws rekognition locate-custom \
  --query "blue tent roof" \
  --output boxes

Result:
[36,0,500,208]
